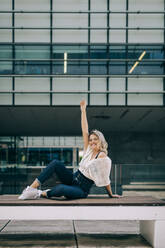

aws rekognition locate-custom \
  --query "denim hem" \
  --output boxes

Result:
[36,178,41,189]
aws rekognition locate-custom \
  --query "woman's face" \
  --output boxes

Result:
[89,134,101,152]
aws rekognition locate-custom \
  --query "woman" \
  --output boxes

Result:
[18,100,121,200]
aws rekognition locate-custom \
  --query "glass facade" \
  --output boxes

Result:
[0,136,80,194]
[0,44,164,76]
[0,0,164,106]
[0,0,165,197]
[0,136,82,167]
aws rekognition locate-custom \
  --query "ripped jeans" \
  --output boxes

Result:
[37,159,93,200]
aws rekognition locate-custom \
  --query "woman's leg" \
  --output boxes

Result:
[46,184,87,200]
[33,159,73,187]
[19,159,74,200]
[37,160,73,185]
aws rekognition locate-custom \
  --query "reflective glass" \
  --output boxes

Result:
[127,45,164,60]
[0,62,12,74]
[109,45,126,59]
[90,45,107,59]
[15,45,50,59]
[0,45,12,74]
[90,62,107,74]
[15,61,50,75]
[0,45,12,59]
[53,45,88,74]
[0,44,164,76]
[15,45,50,75]
[67,61,88,74]
[22,147,73,167]
[90,45,107,74]
[109,62,126,75]
[128,62,163,75]
[109,46,126,75]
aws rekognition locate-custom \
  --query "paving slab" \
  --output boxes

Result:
[0,233,76,248]
[77,234,152,248]
[74,221,139,235]
[1,220,74,234]
[0,220,151,248]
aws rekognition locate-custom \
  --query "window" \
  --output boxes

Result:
[53,45,88,75]
[0,45,12,74]
[15,45,50,75]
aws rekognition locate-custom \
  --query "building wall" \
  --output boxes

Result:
[0,133,165,195]
[0,1,165,195]
[0,0,164,106]
[107,132,165,185]
[108,132,165,164]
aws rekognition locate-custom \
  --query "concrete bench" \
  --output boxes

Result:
[0,195,165,248]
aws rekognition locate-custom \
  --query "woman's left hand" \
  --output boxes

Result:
[110,194,123,198]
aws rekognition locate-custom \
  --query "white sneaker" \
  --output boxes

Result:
[18,186,42,200]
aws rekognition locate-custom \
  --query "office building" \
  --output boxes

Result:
[0,0,165,195]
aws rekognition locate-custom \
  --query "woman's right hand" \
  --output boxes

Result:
[80,99,89,151]
[80,100,87,112]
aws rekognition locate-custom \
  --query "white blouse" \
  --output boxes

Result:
[79,145,111,187]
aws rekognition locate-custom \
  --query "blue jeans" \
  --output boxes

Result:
[37,159,93,199]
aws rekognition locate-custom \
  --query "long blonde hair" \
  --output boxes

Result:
[89,129,108,155]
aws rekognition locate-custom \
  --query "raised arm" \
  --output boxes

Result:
[80,100,89,151]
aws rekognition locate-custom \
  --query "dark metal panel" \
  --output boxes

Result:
[1,10,165,14]
[12,0,15,105]
[88,0,91,105]
[0,106,165,136]
[164,0,165,106]
[125,0,129,106]
[1,27,165,30]
[106,0,109,106]
[50,0,53,106]
[0,74,165,78]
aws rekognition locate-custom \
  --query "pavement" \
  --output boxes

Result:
[0,220,151,248]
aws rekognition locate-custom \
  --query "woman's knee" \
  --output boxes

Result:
[49,159,62,169]
[51,159,60,165]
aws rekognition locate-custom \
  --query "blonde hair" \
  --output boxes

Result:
[89,129,108,155]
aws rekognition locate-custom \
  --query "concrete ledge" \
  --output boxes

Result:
[0,195,164,247]
[0,195,165,206]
